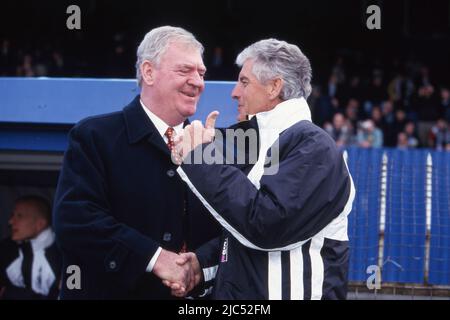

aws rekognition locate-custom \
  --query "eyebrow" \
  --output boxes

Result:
[177,64,207,72]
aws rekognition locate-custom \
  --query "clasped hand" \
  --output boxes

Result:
[153,249,203,297]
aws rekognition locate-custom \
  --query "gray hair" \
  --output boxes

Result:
[236,38,312,99]
[136,26,204,87]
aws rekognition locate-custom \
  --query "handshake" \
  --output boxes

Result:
[153,248,203,298]
[152,112,220,297]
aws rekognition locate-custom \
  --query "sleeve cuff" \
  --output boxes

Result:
[146,247,162,272]
[203,265,218,282]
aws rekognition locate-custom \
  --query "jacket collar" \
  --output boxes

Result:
[26,227,55,252]
[123,95,157,144]
[255,97,311,134]
[123,95,189,156]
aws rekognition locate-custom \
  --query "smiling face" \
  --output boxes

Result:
[141,41,206,126]
[231,59,281,116]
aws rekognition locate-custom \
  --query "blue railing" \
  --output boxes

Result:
[0,78,237,151]
[347,147,450,286]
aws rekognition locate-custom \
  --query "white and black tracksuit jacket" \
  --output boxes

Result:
[177,98,356,300]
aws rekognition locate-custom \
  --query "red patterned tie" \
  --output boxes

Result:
[164,127,187,253]
[165,127,182,165]
[165,127,175,152]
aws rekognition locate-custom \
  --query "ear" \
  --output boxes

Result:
[141,60,155,86]
[267,77,283,100]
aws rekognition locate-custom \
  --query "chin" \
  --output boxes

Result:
[181,105,197,117]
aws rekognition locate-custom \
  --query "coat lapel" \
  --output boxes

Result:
[123,95,170,156]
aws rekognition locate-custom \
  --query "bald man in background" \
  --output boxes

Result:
[0,195,61,300]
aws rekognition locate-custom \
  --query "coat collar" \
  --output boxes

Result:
[123,95,189,156]
[123,95,156,144]
[29,227,55,252]
[255,97,311,134]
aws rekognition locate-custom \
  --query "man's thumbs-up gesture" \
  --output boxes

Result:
[173,111,219,164]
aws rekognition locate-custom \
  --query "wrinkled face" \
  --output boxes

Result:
[231,60,272,116]
[151,42,206,122]
[9,202,44,241]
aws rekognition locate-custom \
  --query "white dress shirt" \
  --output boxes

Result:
[140,100,184,272]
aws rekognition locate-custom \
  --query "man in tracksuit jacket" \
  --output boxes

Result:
[172,39,356,300]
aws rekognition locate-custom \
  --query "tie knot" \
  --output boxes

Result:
[165,127,176,154]
[165,127,175,139]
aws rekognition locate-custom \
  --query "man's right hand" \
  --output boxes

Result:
[162,252,203,297]
[152,249,191,294]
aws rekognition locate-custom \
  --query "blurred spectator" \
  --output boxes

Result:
[345,98,360,123]
[440,87,450,123]
[416,66,432,88]
[208,45,231,80]
[428,119,450,150]
[212,46,224,68]
[339,75,364,107]
[413,85,439,121]
[33,49,49,77]
[348,75,363,102]
[324,113,352,147]
[357,119,383,148]
[331,56,346,84]
[106,33,130,78]
[310,86,341,127]
[397,132,409,149]
[49,51,65,76]
[387,72,415,110]
[394,109,408,133]
[370,106,383,128]
[388,73,402,102]
[1,31,450,151]
[364,71,387,108]
[16,54,35,77]
[403,121,420,148]
[413,85,440,144]
[328,73,339,98]
[381,100,397,146]
[0,195,61,300]
[0,38,15,76]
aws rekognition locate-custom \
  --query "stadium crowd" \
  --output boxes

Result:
[1,36,449,150]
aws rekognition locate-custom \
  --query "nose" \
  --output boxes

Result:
[8,216,15,226]
[231,83,240,100]
[188,72,204,90]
